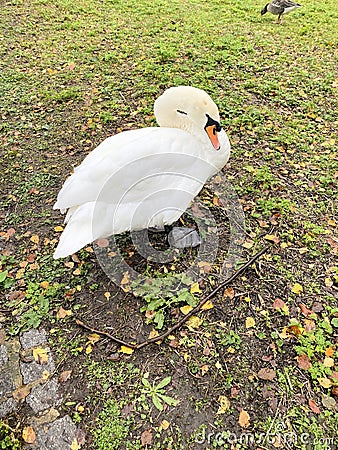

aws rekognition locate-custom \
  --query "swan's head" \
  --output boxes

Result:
[154,86,222,151]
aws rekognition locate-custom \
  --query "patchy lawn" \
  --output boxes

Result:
[1,0,337,449]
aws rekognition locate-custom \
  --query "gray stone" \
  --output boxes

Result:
[0,371,15,397]
[20,329,47,350]
[0,397,18,418]
[0,345,8,368]
[20,348,55,384]
[26,379,61,414]
[34,415,77,450]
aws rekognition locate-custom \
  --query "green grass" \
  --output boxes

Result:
[0,0,337,449]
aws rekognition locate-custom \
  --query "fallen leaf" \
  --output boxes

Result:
[186,315,203,331]
[321,394,336,410]
[119,345,134,355]
[22,426,36,444]
[96,238,109,248]
[238,409,250,428]
[190,282,201,294]
[273,298,285,309]
[30,235,39,244]
[303,319,316,333]
[308,399,320,414]
[148,329,161,342]
[40,281,49,289]
[299,303,314,317]
[323,357,335,368]
[70,438,80,450]
[297,354,312,370]
[243,239,254,249]
[325,277,333,288]
[325,347,334,357]
[73,268,81,276]
[257,368,276,380]
[180,305,193,315]
[201,364,209,376]
[286,324,304,338]
[32,347,48,365]
[223,287,235,299]
[87,333,100,345]
[264,234,280,244]
[57,306,72,319]
[13,384,31,401]
[245,317,256,329]
[217,395,231,414]
[141,429,152,446]
[201,300,214,310]
[54,226,63,232]
[59,370,72,382]
[85,344,92,354]
[318,377,332,389]
[161,420,170,430]
[104,291,110,300]
[291,283,303,294]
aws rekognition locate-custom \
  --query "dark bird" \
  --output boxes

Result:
[261,0,301,22]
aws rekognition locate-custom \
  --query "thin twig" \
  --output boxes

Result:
[76,245,270,350]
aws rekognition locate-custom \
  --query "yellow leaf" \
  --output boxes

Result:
[57,306,72,319]
[217,395,231,414]
[215,361,222,370]
[328,218,336,227]
[190,282,201,294]
[148,329,161,341]
[245,317,256,329]
[76,405,84,413]
[54,226,63,232]
[291,283,303,294]
[161,420,170,430]
[323,357,334,368]
[264,234,280,244]
[70,438,80,450]
[40,281,50,289]
[318,377,332,388]
[86,344,92,354]
[32,347,48,365]
[325,277,333,288]
[73,268,81,276]
[238,409,250,428]
[22,426,36,444]
[180,305,193,315]
[201,300,214,310]
[30,235,39,244]
[186,315,203,330]
[87,333,100,344]
[104,291,110,300]
[119,345,134,355]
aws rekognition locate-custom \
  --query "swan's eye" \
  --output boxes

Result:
[177,109,187,115]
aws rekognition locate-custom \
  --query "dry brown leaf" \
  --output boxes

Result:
[141,428,152,446]
[238,409,250,428]
[22,426,36,444]
[59,370,72,383]
[223,287,235,299]
[57,306,72,319]
[299,303,314,317]
[297,354,312,370]
[273,298,285,309]
[13,384,31,401]
[257,368,276,380]
[308,399,320,414]
[96,238,109,248]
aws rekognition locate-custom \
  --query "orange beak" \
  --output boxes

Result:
[205,124,220,150]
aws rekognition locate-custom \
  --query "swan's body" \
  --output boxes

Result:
[261,0,301,21]
[53,86,230,259]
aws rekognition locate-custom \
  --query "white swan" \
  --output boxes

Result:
[53,86,230,259]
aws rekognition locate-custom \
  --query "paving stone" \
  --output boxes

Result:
[20,349,56,384]
[33,415,77,450]
[0,345,8,368]
[26,379,61,414]
[0,397,18,418]
[20,329,47,350]
[0,371,15,397]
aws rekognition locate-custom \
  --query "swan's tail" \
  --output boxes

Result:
[53,204,95,259]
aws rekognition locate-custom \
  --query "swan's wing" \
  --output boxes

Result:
[54,127,221,212]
